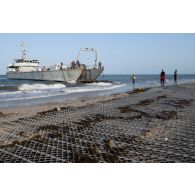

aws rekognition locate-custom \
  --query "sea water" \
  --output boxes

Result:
[0,74,195,108]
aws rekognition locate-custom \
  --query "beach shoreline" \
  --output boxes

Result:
[0,82,195,162]
[0,90,130,116]
[0,82,193,116]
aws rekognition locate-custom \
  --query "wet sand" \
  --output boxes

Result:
[0,83,195,162]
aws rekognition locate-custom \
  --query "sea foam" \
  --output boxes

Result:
[88,82,112,86]
[19,83,66,91]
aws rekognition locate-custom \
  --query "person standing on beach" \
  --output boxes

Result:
[160,70,165,86]
[132,74,136,85]
[174,69,177,85]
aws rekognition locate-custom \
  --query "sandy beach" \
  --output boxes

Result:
[0,83,195,162]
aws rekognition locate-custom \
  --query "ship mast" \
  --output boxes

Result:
[21,42,27,59]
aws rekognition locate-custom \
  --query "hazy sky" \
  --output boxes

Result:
[0,33,195,74]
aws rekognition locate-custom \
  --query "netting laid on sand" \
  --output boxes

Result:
[0,87,195,162]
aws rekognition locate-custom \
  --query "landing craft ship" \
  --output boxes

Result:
[6,44,104,83]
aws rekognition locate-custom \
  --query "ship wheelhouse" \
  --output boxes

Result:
[7,59,39,72]
[7,44,39,73]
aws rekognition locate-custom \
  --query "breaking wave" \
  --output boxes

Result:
[88,82,113,86]
[0,82,126,103]
[65,83,125,94]
[18,83,66,91]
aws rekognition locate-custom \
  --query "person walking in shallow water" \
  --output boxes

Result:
[160,69,165,86]
[132,74,136,85]
[174,69,177,85]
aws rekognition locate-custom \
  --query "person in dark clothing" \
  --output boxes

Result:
[174,69,177,85]
[160,70,165,86]
[60,62,63,70]
[132,74,136,85]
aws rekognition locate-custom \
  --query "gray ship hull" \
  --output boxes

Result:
[7,69,84,82]
[78,67,104,82]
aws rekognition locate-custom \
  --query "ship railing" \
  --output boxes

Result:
[64,66,86,70]
[84,65,104,70]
